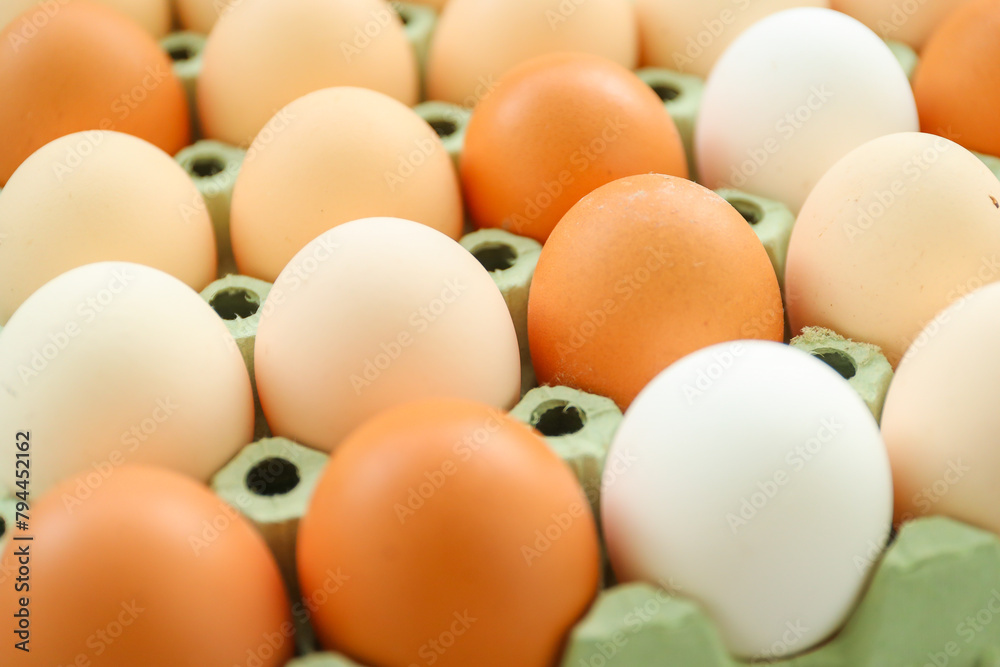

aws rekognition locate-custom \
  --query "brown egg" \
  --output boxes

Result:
[913,0,1000,156]
[528,174,784,409]
[0,0,172,38]
[231,88,462,282]
[198,0,417,147]
[461,52,688,243]
[0,1,189,185]
[298,398,600,667]
[0,465,293,666]
[426,0,637,106]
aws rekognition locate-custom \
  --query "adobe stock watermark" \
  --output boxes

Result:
[521,500,589,565]
[672,0,752,72]
[385,136,440,192]
[546,0,591,30]
[408,611,477,667]
[875,0,934,40]
[340,2,404,63]
[6,0,70,52]
[350,278,468,395]
[256,232,340,321]
[726,417,843,534]
[748,620,810,664]
[920,589,1000,667]
[729,85,835,189]
[682,342,745,405]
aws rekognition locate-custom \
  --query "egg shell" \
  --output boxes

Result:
[695,7,918,211]
[528,174,783,409]
[0,0,172,38]
[197,0,417,146]
[175,0,231,34]
[0,1,190,185]
[882,281,1000,533]
[635,0,829,78]
[913,0,1000,157]
[601,341,892,658]
[785,132,1000,366]
[0,465,293,666]
[0,262,254,496]
[254,218,521,453]
[0,131,217,325]
[461,52,688,243]
[231,87,463,282]
[426,0,637,106]
[832,0,974,50]
[297,398,600,667]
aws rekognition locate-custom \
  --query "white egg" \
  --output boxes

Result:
[695,7,917,211]
[601,340,892,659]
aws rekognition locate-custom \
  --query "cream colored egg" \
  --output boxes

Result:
[1,0,172,37]
[0,262,254,496]
[695,7,917,212]
[882,281,1000,533]
[635,0,829,78]
[198,0,417,146]
[230,87,463,282]
[832,0,974,50]
[426,0,637,106]
[786,132,1000,366]
[0,131,216,325]
[174,0,233,34]
[254,217,521,453]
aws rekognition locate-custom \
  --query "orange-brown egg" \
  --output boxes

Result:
[0,465,293,666]
[0,1,189,185]
[528,174,784,409]
[298,398,600,667]
[461,52,688,243]
[913,0,1000,156]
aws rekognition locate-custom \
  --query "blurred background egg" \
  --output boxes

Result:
[528,174,783,409]
[602,341,892,658]
[0,1,189,185]
[230,87,462,282]
[635,0,829,78]
[695,7,918,211]
[0,0,172,37]
[298,398,600,667]
[174,0,234,33]
[913,0,1000,157]
[0,131,216,324]
[0,465,292,666]
[0,262,254,496]
[254,218,520,452]
[197,0,417,146]
[461,53,688,243]
[785,132,1000,366]
[832,0,973,50]
[882,282,1000,534]
[426,0,637,106]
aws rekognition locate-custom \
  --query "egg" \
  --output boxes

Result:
[0,1,189,185]
[0,0,172,38]
[298,398,600,667]
[230,87,463,282]
[695,7,918,211]
[198,0,417,147]
[426,0,636,106]
[254,218,520,452]
[913,0,1000,156]
[602,341,892,658]
[0,465,293,666]
[528,174,783,410]
[0,262,254,496]
[635,0,829,78]
[0,131,216,325]
[175,0,233,33]
[461,53,688,243]
[785,132,1000,367]
[832,0,973,50]
[882,282,1000,533]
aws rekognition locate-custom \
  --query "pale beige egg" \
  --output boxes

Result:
[832,0,974,50]
[0,0,172,38]
[0,131,216,325]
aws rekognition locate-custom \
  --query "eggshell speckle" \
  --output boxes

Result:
[528,174,783,409]
[602,341,892,658]
[695,7,918,211]
[198,0,417,146]
[254,218,520,453]
[0,465,293,666]
[0,262,254,496]
[0,131,216,325]
[785,132,1000,366]
[298,398,600,667]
